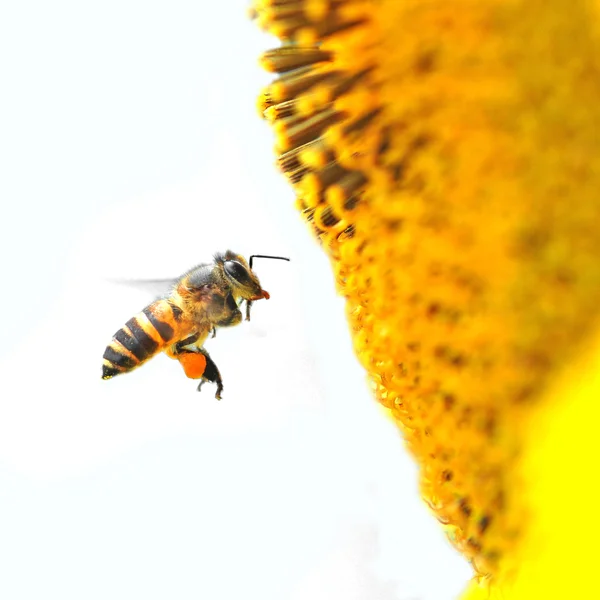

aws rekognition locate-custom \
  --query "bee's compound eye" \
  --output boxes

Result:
[224,260,251,285]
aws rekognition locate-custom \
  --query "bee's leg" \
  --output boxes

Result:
[174,347,224,400]
[173,333,200,353]
[245,300,253,321]
[197,348,223,399]
[213,293,243,328]
[211,327,216,338]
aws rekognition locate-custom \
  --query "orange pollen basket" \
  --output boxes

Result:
[177,352,207,380]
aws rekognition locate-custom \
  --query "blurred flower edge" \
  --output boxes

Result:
[252,0,600,596]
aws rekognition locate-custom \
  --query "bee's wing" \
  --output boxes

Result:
[107,277,178,299]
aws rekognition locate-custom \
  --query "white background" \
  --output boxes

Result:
[0,1,470,598]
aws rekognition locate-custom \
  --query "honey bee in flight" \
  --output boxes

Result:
[102,251,289,399]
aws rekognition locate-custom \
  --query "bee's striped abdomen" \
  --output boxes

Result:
[102,299,184,380]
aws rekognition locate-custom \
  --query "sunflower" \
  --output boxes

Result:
[252,0,600,596]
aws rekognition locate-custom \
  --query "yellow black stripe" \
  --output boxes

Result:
[143,306,175,342]
[103,345,137,370]
[102,298,189,381]
[114,328,147,361]
[102,335,140,379]
[102,362,122,379]
[125,317,159,355]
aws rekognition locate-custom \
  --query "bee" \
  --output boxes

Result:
[102,251,289,399]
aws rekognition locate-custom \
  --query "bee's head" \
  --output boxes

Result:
[214,251,269,301]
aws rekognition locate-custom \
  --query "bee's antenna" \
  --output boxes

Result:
[245,255,290,322]
[249,254,290,270]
